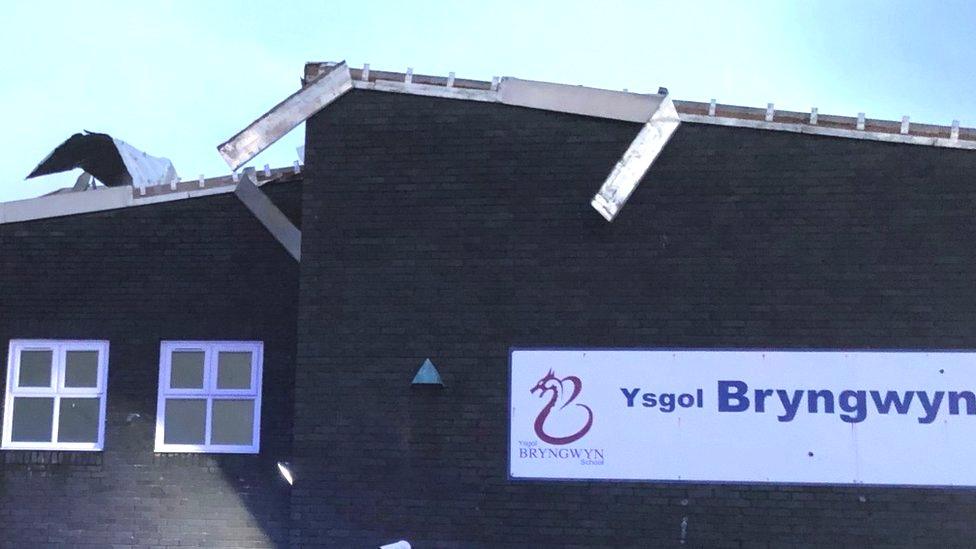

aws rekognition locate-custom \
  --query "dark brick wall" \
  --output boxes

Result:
[295,90,976,547]
[0,181,301,548]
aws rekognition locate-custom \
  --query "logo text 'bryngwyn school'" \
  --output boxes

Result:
[517,370,605,465]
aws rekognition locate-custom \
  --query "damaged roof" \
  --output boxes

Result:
[5,59,975,226]
[304,62,976,148]
[27,132,178,188]
[1,166,301,224]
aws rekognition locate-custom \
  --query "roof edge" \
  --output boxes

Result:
[307,61,976,148]
[1,167,301,225]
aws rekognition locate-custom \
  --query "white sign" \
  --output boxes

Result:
[510,349,976,486]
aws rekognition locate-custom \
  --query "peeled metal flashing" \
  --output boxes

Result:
[113,137,178,187]
[592,97,682,221]
[233,171,301,261]
[679,113,976,150]
[218,62,354,170]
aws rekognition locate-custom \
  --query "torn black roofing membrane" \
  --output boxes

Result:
[27,132,177,189]
[27,132,130,186]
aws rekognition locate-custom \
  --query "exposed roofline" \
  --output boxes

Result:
[7,61,972,225]
[675,101,976,150]
[222,61,682,221]
[220,61,675,170]
[307,62,976,150]
[307,62,672,125]
[0,167,301,225]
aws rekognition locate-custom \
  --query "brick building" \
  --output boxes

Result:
[2,61,976,547]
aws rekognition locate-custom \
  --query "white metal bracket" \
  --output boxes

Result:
[234,169,301,261]
[218,62,354,170]
[590,96,681,222]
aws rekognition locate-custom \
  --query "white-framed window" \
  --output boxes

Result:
[154,341,263,454]
[2,339,109,451]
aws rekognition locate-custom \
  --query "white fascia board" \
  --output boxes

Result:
[591,97,682,221]
[0,186,133,224]
[218,62,354,170]
[680,114,976,150]
[349,66,976,150]
[353,80,498,103]
[234,173,301,261]
[354,77,666,124]
[0,183,263,224]
[131,184,239,206]
[497,78,664,123]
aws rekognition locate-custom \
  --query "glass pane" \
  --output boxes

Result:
[11,397,54,442]
[163,399,206,445]
[65,351,99,388]
[211,400,254,446]
[57,398,100,443]
[18,350,53,387]
[217,352,252,390]
[170,351,205,389]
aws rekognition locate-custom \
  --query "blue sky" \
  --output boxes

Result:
[2,0,975,201]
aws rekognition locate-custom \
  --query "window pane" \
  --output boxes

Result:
[11,397,54,442]
[57,398,100,443]
[217,352,252,390]
[163,399,206,445]
[65,351,99,388]
[18,350,53,387]
[170,351,205,389]
[211,400,254,446]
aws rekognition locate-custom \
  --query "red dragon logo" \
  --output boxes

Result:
[530,369,594,445]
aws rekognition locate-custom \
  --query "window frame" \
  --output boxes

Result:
[154,341,263,454]
[2,339,110,451]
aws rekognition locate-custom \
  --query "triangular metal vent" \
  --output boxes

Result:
[412,358,444,386]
